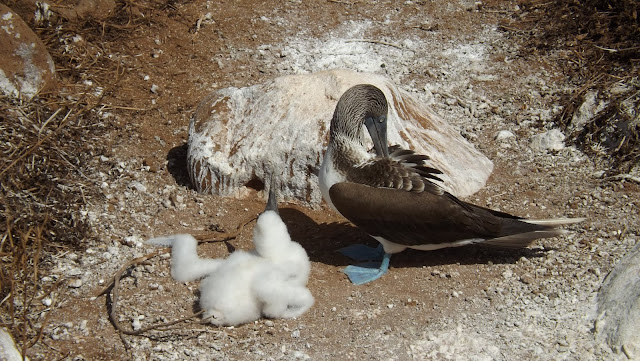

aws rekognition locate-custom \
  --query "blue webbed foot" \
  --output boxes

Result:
[339,244,385,262]
[342,252,391,285]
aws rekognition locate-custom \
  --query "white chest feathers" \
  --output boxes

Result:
[319,146,346,212]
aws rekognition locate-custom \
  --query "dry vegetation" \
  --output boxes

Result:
[0,94,99,354]
[507,0,639,172]
[0,0,125,353]
[0,0,638,356]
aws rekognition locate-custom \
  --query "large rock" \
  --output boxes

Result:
[0,328,29,361]
[595,242,640,358]
[0,3,56,99]
[188,69,493,204]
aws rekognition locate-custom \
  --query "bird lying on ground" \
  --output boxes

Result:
[318,84,585,285]
[147,180,314,326]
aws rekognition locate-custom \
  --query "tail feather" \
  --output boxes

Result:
[484,230,567,248]
[147,234,222,282]
[485,217,584,248]
[523,217,586,226]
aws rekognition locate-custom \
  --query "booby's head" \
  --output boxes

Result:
[330,84,389,158]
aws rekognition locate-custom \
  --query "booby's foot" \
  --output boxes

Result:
[339,244,385,262]
[342,252,391,285]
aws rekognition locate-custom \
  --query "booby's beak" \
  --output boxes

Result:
[364,115,389,158]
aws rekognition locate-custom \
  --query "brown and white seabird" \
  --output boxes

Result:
[319,84,584,285]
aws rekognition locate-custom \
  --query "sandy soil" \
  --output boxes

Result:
[23,0,638,360]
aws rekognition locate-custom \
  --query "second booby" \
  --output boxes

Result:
[318,84,584,285]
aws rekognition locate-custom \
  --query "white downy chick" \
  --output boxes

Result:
[147,179,314,326]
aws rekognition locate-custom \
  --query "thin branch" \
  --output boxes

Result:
[192,215,257,243]
[607,174,640,184]
[594,44,640,53]
[345,39,403,50]
[94,249,167,298]
[102,215,258,337]
[107,250,204,336]
[94,215,257,298]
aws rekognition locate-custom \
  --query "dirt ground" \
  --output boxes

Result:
[11,0,638,360]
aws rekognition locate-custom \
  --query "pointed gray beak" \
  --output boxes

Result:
[265,173,279,214]
[364,116,389,158]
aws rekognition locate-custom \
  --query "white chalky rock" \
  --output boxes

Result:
[595,242,640,357]
[0,4,56,99]
[530,128,566,152]
[188,69,493,204]
[0,327,29,361]
[494,130,515,141]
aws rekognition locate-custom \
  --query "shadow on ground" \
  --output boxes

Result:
[167,143,193,189]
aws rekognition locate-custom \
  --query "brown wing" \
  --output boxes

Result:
[329,182,529,247]
[346,148,445,195]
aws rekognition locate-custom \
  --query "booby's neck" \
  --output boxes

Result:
[319,137,374,212]
[331,133,373,166]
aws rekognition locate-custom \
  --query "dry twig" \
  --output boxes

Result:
[607,174,640,184]
[345,39,403,50]
[104,216,258,337]
[107,250,206,336]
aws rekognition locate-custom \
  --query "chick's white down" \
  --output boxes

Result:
[147,210,313,326]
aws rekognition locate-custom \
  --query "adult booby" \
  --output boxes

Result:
[319,84,584,285]
[147,178,314,326]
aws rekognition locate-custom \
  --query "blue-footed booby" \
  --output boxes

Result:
[147,178,314,326]
[319,84,584,285]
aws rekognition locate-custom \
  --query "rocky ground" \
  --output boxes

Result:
[4,0,639,360]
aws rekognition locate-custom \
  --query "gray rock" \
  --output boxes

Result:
[569,91,607,134]
[530,129,565,152]
[188,69,493,204]
[68,279,83,288]
[494,130,515,142]
[0,4,56,99]
[595,242,640,357]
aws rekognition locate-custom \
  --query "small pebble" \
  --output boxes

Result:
[132,318,142,331]
[520,274,534,284]
[495,130,515,141]
[68,279,83,288]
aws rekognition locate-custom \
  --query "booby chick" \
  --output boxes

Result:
[147,181,314,326]
[319,84,584,285]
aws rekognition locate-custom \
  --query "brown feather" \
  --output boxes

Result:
[329,182,577,249]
